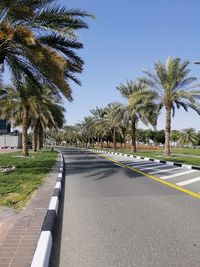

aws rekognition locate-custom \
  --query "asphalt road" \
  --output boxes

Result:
[50,148,200,267]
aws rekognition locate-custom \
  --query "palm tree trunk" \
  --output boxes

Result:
[164,106,171,156]
[37,130,40,151]
[113,128,117,150]
[32,120,39,152]
[100,135,103,149]
[33,125,38,152]
[91,137,94,147]
[22,107,29,157]
[131,117,136,152]
[39,127,43,149]
[37,123,42,150]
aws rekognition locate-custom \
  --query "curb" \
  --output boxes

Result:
[30,153,65,267]
[89,149,200,171]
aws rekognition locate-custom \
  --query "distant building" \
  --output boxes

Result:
[0,120,10,134]
[0,119,21,148]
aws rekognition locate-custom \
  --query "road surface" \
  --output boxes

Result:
[50,148,200,267]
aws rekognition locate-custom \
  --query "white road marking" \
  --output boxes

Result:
[139,163,164,170]
[126,161,158,168]
[149,167,182,175]
[176,177,200,186]
[140,164,172,171]
[162,170,197,180]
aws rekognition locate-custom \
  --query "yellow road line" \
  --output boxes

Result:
[97,153,200,200]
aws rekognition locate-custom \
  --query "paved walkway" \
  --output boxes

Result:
[0,157,60,267]
[0,207,20,245]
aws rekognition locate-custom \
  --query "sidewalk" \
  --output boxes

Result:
[0,156,60,267]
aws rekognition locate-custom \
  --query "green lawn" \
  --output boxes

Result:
[97,147,200,167]
[0,150,57,209]
[171,148,200,156]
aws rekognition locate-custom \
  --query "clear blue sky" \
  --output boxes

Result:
[5,0,200,130]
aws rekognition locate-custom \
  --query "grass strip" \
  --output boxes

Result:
[0,149,57,210]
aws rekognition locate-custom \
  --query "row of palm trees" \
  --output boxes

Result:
[0,0,92,156]
[59,57,200,156]
[55,127,200,149]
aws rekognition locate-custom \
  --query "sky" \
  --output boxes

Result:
[4,0,200,130]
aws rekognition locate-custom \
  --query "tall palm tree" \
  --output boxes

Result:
[117,80,158,152]
[90,106,108,148]
[32,86,65,151]
[0,0,93,98]
[140,57,200,156]
[179,128,199,147]
[80,116,96,147]
[62,125,77,146]
[32,100,65,151]
[0,82,38,156]
[106,102,125,150]
[0,80,65,156]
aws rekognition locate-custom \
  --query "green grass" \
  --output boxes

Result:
[171,148,200,156]
[0,150,57,210]
[98,147,200,167]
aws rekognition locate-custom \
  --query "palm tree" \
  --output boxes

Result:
[179,128,199,148]
[106,102,125,150]
[0,0,93,98]
[140,57,200,156]
[62,125,77,146]
[80,116,96,147]
[117,80,158,152]
[31,87,65,151]
[90,106,108,148]
[136,129,148,145]
[32,100,65,151]
[171,130,181,147]
[0,82,38,156]
[0,80,65,156]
